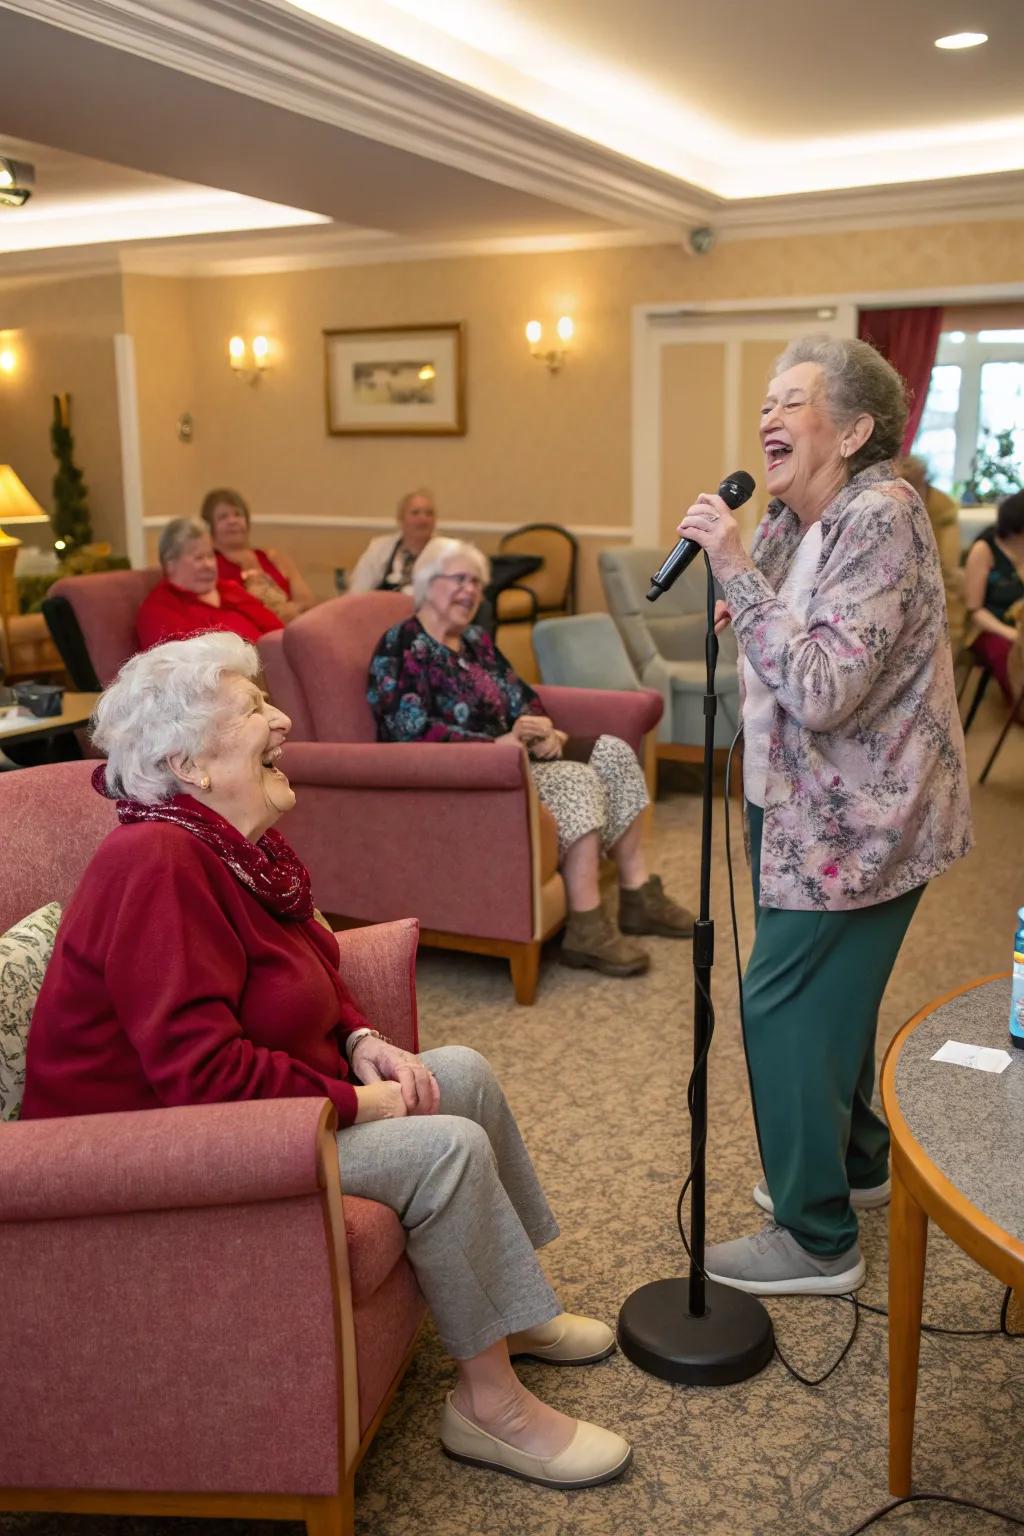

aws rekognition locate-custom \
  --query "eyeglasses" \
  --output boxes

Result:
[432,572,484,591]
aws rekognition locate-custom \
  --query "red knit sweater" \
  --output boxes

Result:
[135,579,284,649]
[21,823,365,1125]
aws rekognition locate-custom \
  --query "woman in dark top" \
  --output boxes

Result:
[963,490,1024,703]
[368,537,693,977]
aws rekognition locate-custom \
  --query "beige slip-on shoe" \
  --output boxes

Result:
[440,1395,632,1489]
[507,1311,616,1365]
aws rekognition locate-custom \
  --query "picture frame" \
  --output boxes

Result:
[324,322,466,436]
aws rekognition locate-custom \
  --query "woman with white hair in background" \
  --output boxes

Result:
[21,632,631,1492]
[136,516,284,649]
[367,537,694,976]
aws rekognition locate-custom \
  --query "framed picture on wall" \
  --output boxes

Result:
[324,322,466,435]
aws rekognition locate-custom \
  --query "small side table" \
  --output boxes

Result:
[881,974,1024,1496]
[0,691,101,765]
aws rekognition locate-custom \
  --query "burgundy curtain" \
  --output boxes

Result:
[857,306,944,453]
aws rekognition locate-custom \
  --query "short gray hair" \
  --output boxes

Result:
[412,538,490,607]
[92,632,259,803]
[772,335,908,476]
[397,487,435,520]
[158,516,209,568]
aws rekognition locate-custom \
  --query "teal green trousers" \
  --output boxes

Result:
[743,804,924,1256]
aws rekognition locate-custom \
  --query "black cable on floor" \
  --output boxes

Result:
[717,733,1020,1383]
[841,1492,1024,1534]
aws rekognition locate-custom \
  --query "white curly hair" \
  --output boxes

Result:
[92,631,259,803]
[411,537,490,607]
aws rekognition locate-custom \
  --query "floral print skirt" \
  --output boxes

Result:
[529,734,648,858]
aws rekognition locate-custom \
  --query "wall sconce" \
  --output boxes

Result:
[0,346,16,376]
[525,315,574,373]
[228,334,271,385]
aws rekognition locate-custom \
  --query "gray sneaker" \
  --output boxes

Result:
[704,1223,866,1296]
[753,1178,891,1218]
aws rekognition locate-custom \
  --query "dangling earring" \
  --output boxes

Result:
[200,774,211,792]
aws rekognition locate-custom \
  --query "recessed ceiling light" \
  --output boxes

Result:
[934,31,988,49]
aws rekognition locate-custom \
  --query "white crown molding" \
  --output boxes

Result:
[4,0,1024,263]
[0,247,124,286]
[714,170,1024,241]
[2,0,714,231]
[117,224,670,277]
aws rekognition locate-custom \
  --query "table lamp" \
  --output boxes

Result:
[0,465,50,676]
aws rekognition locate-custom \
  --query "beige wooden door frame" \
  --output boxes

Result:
[631,301,857,549]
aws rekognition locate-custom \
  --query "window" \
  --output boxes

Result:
[912,330,1024,499]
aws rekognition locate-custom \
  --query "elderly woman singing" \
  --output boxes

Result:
[367,537,694,976]
[21,633,631,1491]
[674,336,972,1295]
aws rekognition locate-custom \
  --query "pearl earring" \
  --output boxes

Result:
[200,774,211,791]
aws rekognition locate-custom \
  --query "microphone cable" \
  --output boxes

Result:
[721,729,1024,1530]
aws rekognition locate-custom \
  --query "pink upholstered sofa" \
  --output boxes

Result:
[258,592,664,1004]
[0,760,427,1536]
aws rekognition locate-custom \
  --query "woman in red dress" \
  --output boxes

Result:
[21,632,631,1492]
[201,487,316,622]
[136,518,284,649]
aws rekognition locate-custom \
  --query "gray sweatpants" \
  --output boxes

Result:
[336,1045,561,1359]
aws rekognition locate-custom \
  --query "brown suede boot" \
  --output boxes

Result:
[618,876,695,938]
[558,906,649,977]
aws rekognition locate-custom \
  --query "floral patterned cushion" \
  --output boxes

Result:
[0,901,61,1121]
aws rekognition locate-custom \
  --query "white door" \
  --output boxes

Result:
[632,304,857,549]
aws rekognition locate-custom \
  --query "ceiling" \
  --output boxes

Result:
[0,134,330,252]
[298,0,1024,195]
[0,0,1021,273]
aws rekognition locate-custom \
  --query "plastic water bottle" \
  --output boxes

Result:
[1011,907,1024,1050]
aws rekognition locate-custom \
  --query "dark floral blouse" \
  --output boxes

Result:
[367,617,543,742]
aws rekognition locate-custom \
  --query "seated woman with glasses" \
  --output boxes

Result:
[367,537,693,977]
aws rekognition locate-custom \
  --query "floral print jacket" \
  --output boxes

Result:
[721,461,973,912]
[367,617,542,742]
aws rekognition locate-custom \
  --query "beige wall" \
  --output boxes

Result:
[0,273,127,552]
[4,215,1023,600]
[130,217,1024,608]
[122,274,205,535]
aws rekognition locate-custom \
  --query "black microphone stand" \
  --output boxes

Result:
[617,557,774,1385]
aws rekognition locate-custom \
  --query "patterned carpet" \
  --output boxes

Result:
[4,697,1022,1536]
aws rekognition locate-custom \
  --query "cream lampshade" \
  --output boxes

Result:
[0,464,48,541]
[0,467,50,666]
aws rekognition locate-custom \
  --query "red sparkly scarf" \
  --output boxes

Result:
[92,764,314,922]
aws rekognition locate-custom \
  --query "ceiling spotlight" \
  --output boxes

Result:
[934,31,988,49]
[0,186,31,208]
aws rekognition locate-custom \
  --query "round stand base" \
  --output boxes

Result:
[618,1277,775,1386]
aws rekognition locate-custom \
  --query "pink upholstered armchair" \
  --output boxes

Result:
[0,760,427,1536]
[43,568,162,688]
[258,592,663,1004]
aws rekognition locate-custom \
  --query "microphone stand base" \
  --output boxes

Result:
[618,1277,774,1386]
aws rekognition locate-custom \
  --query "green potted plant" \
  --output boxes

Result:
[16,394,129,613]
[958,428,1022,506]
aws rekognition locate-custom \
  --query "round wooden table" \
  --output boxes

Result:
[880,973,1024,1496]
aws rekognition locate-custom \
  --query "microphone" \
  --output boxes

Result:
[646,470,756,602]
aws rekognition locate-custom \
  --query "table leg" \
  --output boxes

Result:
[888,1164,928,1496]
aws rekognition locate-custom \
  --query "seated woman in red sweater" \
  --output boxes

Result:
[136,517,284,649]
[201,486,316,622]
[20,632,629,1494]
